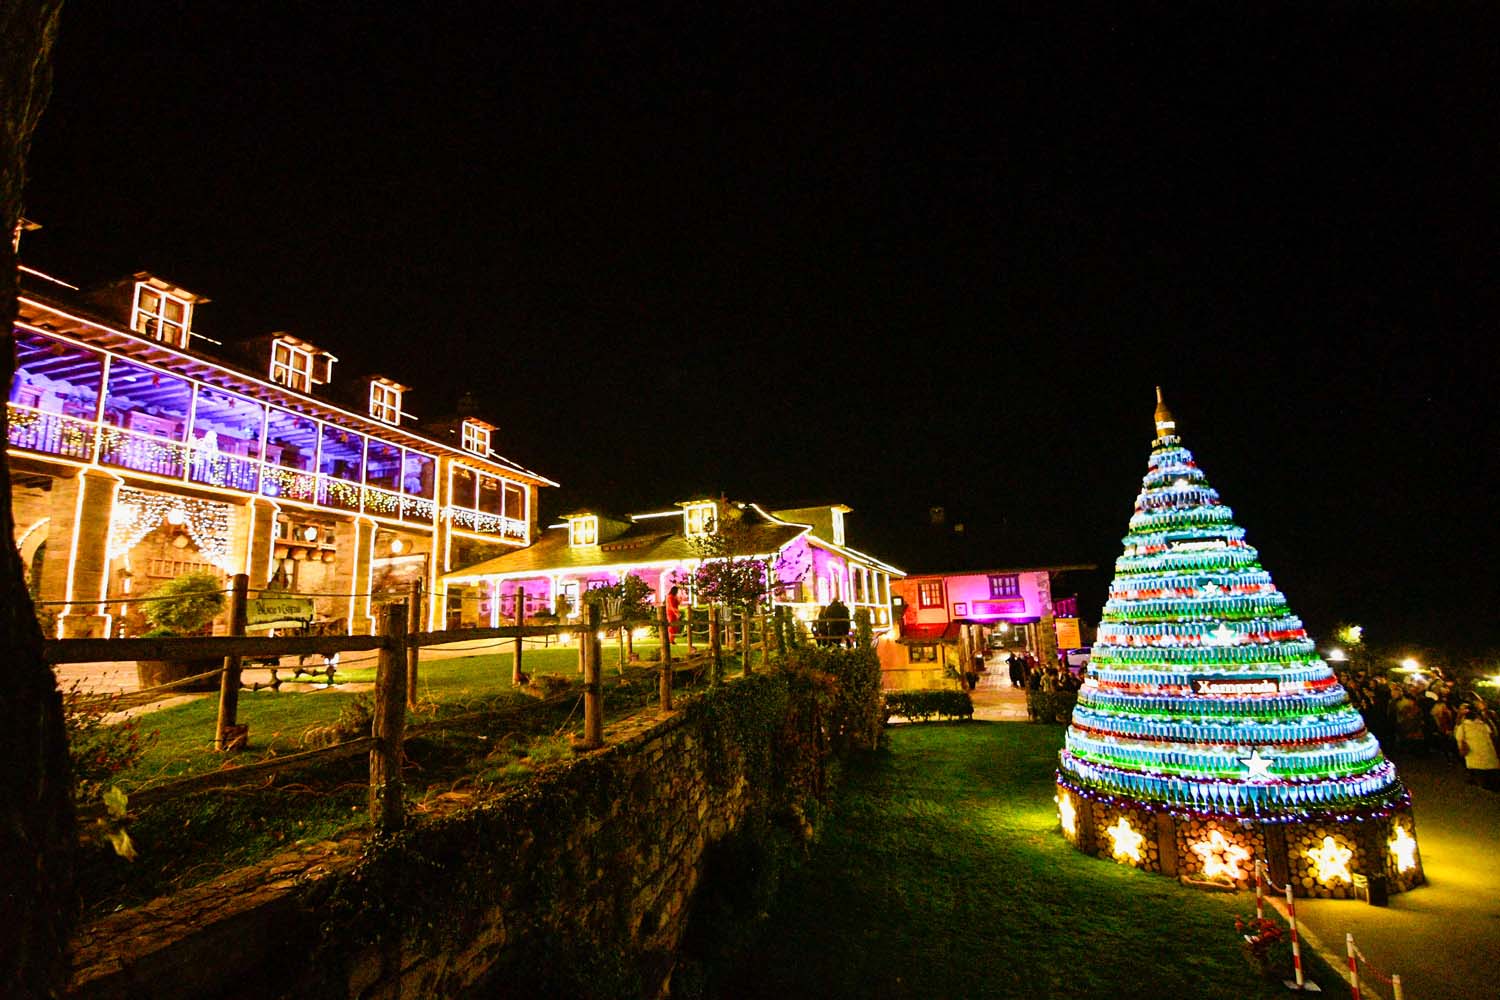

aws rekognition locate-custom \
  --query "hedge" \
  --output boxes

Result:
[882,690,974,724]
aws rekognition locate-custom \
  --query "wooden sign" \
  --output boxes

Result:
[247,595,314,627]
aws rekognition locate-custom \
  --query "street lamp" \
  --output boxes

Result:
[1400,657,1420,673]
[1327,648,1347,662]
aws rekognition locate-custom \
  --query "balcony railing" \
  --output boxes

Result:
[7,404,96,462]
[7,402,512,538]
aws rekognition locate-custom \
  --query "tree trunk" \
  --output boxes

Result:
[0,3,72,995]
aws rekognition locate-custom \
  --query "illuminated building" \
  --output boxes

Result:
[8,241,554,636]
[884,565,1093,689]
[439,499,903,630]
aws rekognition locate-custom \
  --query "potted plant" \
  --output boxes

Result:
[135,570,228,692]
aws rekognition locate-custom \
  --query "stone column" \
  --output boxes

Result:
[233,497,280,588]
[44,469,119,638]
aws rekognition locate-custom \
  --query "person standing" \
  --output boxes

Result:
[665,585,683,641]
[1456,703,1500,791]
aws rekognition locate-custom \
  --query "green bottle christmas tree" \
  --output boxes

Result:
[1055,390,1422,898]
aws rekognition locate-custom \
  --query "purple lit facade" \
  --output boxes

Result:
[9,265,553,636]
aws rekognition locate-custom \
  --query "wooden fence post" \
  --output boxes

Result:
[761,612,770,668]
[214,573,250,751]
[742,608,753,676]
[658,606,673,712]
[685,605,695,655]
[513,585,526,685]
[405,578,422,710]
[580,602,604,748]
[370,602,409,832]
[709,606,723,685]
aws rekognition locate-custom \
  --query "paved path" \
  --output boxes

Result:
[1288,753,1500,1000]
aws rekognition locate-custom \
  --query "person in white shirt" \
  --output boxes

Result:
[1455,703,1500,791]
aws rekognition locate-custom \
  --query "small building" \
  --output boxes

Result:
[882,565,1094,689]
[8,246,555,636]
[438,498,904,632]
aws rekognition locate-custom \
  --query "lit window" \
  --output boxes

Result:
[132,284,191,347]
[684,502,717,537]
[369,383,403,424]
[568,515,598,546]
[461,420,490,455]
[988,574,1020,599]
[270,340,315,392]
[831,507,846,545]
[917,581,943,608]
[909,644,939,663]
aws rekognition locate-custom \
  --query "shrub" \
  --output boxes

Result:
[1026,689,1078,724]
[64,682,154,805]
[883,689,974,724]
[140,570,227,636]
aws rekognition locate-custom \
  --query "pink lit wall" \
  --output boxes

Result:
[893,570,1052,627]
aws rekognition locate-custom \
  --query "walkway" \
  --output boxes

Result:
[1288,753,1500,1000]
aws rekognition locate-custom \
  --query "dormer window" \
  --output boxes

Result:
[831,507,846,546]
[369,380,405,425]
[684,501,717,538]
[270,340,315,392]
[567,515,599,546]
[461,419,491,456]
[132,283,192,347]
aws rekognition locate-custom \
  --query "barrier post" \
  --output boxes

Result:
[405,578,422,709]
[742,608,753,676]
[512,585,526,685]
[1254,859,1265,921]
[579,602,604,748]
[213,574,249,751]
[1283,882,1318,992]
[685,605,695,655]
[1346,933,1360,1000]
[369,602,409,832]
[1391,974,1403,1000]
[709,606,723,685]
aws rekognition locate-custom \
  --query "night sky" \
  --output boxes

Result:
[17,4,1499,654]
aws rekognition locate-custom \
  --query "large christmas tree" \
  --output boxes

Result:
[1055,391,1422,898]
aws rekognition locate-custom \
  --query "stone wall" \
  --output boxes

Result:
[69,677,803,999]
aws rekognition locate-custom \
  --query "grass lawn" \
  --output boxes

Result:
[714,722,1351,1000]
[79,638,731,917]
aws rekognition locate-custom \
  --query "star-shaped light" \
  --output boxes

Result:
[1207,623,1241,646]
[1389,825,1419,873]
[1201,582,1223,597]
[1056,794,1077,838]
[1191,829,1251,880]
[1106,817,1145,863]
[1307,835,1353,884]
[1239,749,1276,781]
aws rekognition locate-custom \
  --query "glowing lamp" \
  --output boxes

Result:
[1191,830,1250,880]
[1307,835,1353,884]
[1105,817,1144,862]
[302,525,320,543]
[165,508,188,526]
[1400,658,1420,673]
[170,532,192,549]
[390,538,406,554]
[1389,825,1418,873]
[1327,648,1347,662]
[1057,794,1077,837]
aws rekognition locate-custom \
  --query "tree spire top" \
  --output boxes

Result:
[1153,386,1177,440]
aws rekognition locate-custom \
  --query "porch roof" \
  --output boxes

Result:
[441,520,807,582]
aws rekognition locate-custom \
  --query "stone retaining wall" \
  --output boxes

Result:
[69,683,792,999]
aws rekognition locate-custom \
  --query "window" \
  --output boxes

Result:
[988,574,1020,598]
[909,644,938,663]
[684,502,716,537]
[831,507,846,545]
[132,284,191,347]
[917,580,943,608]
[270,340,315,392]
[369,382,402,424]
[461,419,490,455]
[568,515,599,546]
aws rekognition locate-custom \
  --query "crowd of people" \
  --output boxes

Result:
[1339,668,1500,791]
[1001,650,1083,694]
